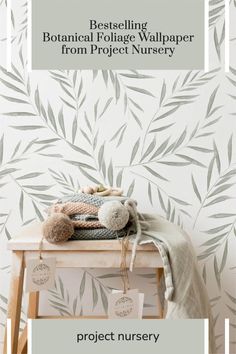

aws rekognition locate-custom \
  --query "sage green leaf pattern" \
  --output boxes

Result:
[0,1,236,353]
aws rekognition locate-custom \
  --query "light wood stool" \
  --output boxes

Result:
[3,222,164,354]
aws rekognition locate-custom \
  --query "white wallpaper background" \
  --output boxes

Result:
[0,1,236,353]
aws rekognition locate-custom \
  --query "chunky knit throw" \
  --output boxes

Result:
[49,202,102,228]
[50,202,99,216]
[53,193,136,240]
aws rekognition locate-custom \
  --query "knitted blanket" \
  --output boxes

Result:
[135,213,216,354]
[56,193,135,240]
[57,193,129,207]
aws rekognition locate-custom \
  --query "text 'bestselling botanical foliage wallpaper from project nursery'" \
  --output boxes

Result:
[0,1,236,353]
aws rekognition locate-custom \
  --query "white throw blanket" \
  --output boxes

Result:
[132,213,216,354]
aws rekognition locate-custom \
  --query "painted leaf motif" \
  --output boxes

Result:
[130,138,140,164]
[191,175,202,202]
[80,272,86,300]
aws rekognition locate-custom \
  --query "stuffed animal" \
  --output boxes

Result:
[43,200,131,243]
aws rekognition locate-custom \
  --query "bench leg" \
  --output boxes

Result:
[18,292,39,354]
[17,327,27,354]
[28,292,39,319]
[156,268,164,319]
[3,251,24,354]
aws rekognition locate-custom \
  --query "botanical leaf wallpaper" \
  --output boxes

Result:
[0,1,236,353]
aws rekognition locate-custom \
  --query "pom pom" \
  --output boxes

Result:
[98,201,129,231]
[42,213,74,243]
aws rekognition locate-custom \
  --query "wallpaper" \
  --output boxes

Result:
[0,1,236,353]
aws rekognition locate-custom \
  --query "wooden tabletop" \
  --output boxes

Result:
[8,222,157,252]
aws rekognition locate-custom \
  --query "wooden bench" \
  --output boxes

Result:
[3,222,164,354]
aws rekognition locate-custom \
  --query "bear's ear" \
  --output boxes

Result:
[98,201,129,231]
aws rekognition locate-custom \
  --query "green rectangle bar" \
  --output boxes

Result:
[30,319,205,354]
[32,0,204,70]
